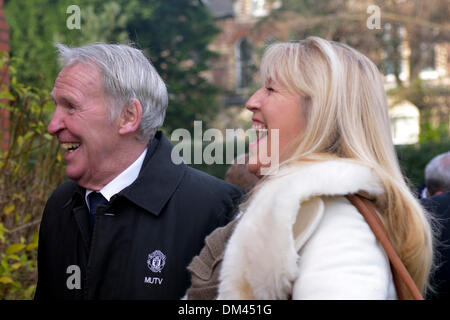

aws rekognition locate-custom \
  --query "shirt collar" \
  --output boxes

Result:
[85,147,148,210]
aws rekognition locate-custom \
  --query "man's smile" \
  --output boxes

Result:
[60,142,81,152]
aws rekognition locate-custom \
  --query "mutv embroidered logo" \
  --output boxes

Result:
[144,250,166,285]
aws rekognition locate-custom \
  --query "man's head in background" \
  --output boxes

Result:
[425,151,450,197]
[225,154,259,193]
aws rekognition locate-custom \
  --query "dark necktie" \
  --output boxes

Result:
[88,192,108,235]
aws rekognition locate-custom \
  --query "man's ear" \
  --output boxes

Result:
[119,98,142,136]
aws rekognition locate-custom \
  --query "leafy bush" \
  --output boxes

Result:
[396,138,450,191]
[395,121,450,191]
[0,54,65,299]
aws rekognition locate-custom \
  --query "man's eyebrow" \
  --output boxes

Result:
[50,94,78,105]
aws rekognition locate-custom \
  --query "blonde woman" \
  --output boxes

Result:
[185,37,434,300]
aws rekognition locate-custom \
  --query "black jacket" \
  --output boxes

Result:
[35,131,243,300]
[421,192,450,300]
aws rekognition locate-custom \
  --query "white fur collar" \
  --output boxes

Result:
[217,160,385,299]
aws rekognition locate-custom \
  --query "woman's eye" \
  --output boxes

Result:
[266,87,275,92]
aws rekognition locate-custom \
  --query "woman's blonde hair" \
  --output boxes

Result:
[255,37,434,297]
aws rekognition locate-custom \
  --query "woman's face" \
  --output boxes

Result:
[246,79,304,176]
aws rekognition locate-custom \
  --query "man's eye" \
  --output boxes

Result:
[67,103,76,113]
[266,87,275,92]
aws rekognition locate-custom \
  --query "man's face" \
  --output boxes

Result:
[48,62,122,189]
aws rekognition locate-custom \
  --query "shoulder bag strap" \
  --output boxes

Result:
[345,194,424,300]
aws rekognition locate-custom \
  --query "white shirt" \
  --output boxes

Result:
[85,148,148,210]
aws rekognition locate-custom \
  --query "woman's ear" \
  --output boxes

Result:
[119,98,142,136]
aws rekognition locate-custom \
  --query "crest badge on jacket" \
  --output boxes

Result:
[147,250,166,273]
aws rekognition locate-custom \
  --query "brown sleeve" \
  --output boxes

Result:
[185,218,240,300]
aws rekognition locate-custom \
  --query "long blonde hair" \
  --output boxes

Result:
[253,37,434,297]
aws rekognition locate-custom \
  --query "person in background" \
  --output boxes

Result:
[416,184,428,199]
[185,37,434,300]
[35,43,242,300]
[421,151,450,299]
[425,152,450,198]
[224,154,259,193]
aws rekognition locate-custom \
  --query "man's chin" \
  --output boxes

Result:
[65,167,83,183]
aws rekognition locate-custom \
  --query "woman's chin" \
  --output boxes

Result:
[247,147,260,176]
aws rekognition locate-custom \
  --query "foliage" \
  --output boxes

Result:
[5,0,130,89]
[4,0,64,89]
[5,0,221,134]
[387,78,429,110]
[418,123,449,144]
[0,54,66,299]
[45,0,131,48]
[63,1,129,45]
[124,0,220,134]
[396,138,450,191]
[397,122,450,190]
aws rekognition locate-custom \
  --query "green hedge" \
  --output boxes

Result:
[396,139,450,189]
[0,54,66,299]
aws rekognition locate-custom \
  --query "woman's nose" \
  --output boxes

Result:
[245,88,263,112]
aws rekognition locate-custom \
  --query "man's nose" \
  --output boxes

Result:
[245,89,262,112]
[47,107,65,136]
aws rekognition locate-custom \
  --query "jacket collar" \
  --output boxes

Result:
[71,131,186,216]
[117,131,186,215]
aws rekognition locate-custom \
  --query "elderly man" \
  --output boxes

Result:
[35,43,243,299]
[421,151,450,300]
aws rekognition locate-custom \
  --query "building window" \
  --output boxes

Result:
[251,0,267,17]
[389,101,420,145]
[236,37,254,90]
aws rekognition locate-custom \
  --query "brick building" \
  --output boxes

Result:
[204,0,281,129]
[205,0,449,142]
